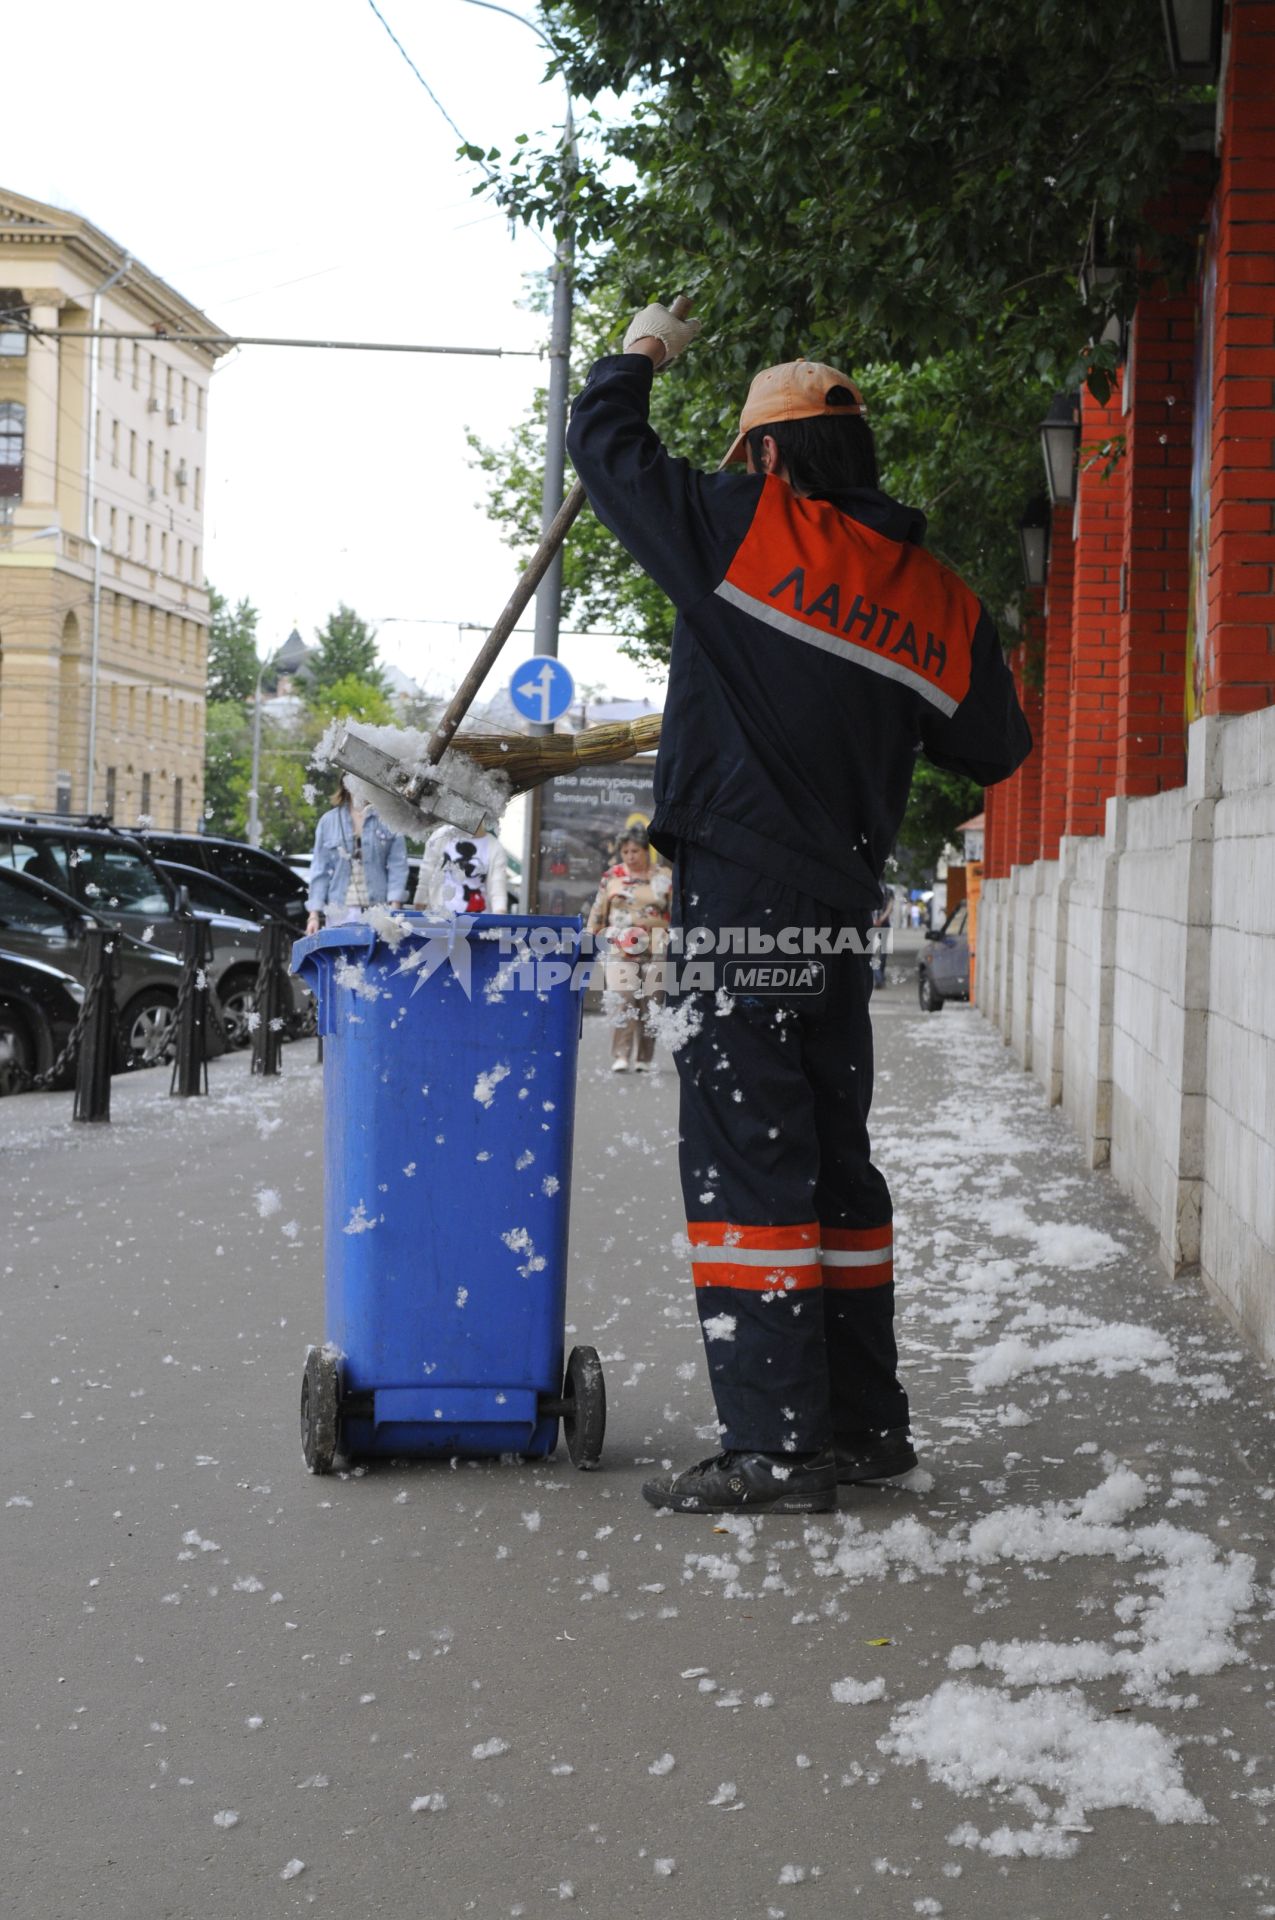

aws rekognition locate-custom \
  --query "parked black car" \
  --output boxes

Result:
[0,948,82,1094]
[0,863,193,1068]
[139,832,308,927]
[0,814,265,1051]
[917,899,970,1012]
[157,861,315,1041]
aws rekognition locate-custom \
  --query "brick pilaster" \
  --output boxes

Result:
[1204,0,1275,715]
[1065,386,1126,836]
[1039,504,1075,857]
[1117,166,1212,792]
[984,780,1007,879]
[1001,651,1025,865]
[1015,621,1045,864]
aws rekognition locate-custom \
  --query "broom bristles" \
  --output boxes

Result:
[448,714,662,795]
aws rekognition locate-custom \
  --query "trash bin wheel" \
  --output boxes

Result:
[300,1346,340,1475]
[561,1345,606,1471]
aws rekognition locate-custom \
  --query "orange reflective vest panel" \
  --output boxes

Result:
[716,479,979,718]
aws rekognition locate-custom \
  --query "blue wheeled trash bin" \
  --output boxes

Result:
[292,913,605,1474]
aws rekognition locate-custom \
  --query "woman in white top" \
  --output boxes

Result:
[414,823,510,915]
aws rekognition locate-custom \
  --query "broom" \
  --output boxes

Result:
[447,712,662,794]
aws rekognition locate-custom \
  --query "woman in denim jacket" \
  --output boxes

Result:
[305,781,409,932]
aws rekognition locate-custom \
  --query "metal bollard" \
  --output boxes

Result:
[250,919,290,1078]
[170,914,212,1098]
[73,925,117,1123]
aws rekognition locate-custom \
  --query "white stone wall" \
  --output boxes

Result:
[1202,715,1275,1358]
[977,707,1275,1366]
[1028,862,1063,1106]
[1059,836,1107,1165]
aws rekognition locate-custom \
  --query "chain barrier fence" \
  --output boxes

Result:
[1,917,311,1119]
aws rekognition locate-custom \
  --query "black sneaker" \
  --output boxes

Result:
[834,1427,918,1485]
[642,1449,837,1514]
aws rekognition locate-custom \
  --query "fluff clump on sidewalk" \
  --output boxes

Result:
[880,1680,1208,1855]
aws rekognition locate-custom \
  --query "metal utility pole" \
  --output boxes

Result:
[84,257,131,815]
[522,113,575,914]
[247,656,268,848]
[458,1,575,913]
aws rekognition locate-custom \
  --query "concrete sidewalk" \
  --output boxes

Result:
[1,988,1272,1919]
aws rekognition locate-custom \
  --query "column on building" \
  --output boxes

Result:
[1039,504,1075,858]
[1204,0,1275,714]
[18,295,59,519]
[998,651,1025,868]
[1116,164,1212,795]
[983,780,1005,879]
[1014,614,1046,864]
[1064,385,1126,836]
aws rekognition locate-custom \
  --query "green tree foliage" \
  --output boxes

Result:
[308,604,387,697]
[206,587,261,704]
[891,761,985,890]
[306,675,395,728]
[467,0,1201,872]
[203,698,251,836]
[485,0,1192,396]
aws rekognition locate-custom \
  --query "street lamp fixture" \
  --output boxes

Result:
[1161,0,1223,80]
[1040,392,1081,508]
[1016,496,1052,592]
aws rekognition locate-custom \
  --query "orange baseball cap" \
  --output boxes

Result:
[720,358,867,468]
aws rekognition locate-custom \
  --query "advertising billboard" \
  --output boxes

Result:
[535,758,659,919]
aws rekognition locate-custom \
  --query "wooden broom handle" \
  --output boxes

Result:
[424,293,694,765]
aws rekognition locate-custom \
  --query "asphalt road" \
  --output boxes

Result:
[2,956,1272,1920]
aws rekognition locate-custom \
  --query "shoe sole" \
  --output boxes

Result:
[642,1487,837,1515]
[836,1452,919,1486]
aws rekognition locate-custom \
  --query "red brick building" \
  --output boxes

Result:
[975,2,1275,1368]
[985,1,1275,875]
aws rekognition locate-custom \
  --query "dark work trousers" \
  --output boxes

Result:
[671,844,908,1454]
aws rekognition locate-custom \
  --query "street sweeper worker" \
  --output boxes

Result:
[565,305,1031,1516]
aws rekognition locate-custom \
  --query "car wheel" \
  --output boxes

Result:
[0,1003,35,1096]
[119,988,178,1068]
[217,967,258,1050]
[917,970,944,1014]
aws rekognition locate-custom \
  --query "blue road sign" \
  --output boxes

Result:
[509,656,576,726]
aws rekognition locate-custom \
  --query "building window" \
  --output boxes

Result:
[109,506,118,551]
[126,514,135,557]
[191,545,200,584]
[196,386,205,432]
[165,365,173,414]
[160,530,168,573]
[173,775,183,830]
[105,766,117,817]
[110,418,119,467]
[131,343,140,391]
[140,770,151,818]
[177,538,185,579]
[194,466,202,510]
[0,401,24,498]
[181,375,188,420]
[129,428,137,476]
[0,291,28,356]
[163,448,170,495]
[112,335,122,382]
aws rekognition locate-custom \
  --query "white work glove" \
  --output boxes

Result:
[622,302,701,369]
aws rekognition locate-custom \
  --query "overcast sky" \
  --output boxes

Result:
[7,0,665,707]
